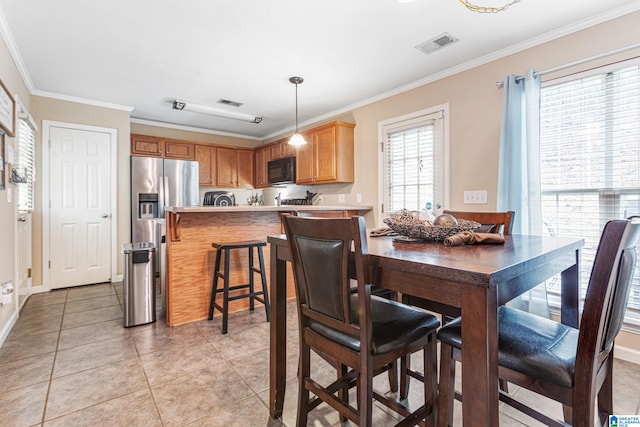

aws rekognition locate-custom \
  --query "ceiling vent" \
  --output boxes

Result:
[217,98,243,107]
[415,33,459,55]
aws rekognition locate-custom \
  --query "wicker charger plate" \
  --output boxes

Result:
[383,211,481,242]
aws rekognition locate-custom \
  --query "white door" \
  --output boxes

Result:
[49,126,112,288]
[15,212,32,308]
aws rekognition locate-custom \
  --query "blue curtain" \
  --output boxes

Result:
[497,69,549,316]
[497,69,542,235]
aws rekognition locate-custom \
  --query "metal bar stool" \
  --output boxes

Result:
[208,240,270,334]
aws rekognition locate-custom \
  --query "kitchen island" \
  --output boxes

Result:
[164,205,373,326]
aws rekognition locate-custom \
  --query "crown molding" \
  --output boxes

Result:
[130,118,262,141]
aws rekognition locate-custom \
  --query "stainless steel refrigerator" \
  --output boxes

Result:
[130,156,199,304]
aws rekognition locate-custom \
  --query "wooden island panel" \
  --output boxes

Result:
[165,206,372,326]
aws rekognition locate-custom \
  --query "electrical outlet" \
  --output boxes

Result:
[463,190,488,204]
[338,194,345,204]
[356,193,362,203]
[317,195,323,204]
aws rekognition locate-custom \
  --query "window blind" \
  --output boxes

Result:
[15,116,36,212]
[386,124,435,212]
[539,62,640,322]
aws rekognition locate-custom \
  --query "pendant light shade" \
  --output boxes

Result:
[288,76,307,146]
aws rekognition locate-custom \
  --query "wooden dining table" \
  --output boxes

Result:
[267,233,584,426]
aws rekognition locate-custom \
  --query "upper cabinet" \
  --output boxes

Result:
[131,134,195,160]
[296,121,355,185]
[216,147,254,189]
[254,145,271,188]
[195,144,216,186]
[270,138,296,160]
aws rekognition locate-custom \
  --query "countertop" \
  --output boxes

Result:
[166,205,373,213]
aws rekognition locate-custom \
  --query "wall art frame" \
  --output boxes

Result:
[0,78,16,137]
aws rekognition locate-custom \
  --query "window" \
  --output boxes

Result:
[380,106,448,216]
[539,60,640,325]
[15,114,36,212]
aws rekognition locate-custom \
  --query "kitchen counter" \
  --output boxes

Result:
[166,205,372,213]
[164,205,373,326]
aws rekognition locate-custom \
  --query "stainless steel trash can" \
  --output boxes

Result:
[122,242,157,327]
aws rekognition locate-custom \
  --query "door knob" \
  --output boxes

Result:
[17,216,27,222]
[101,213,109,218]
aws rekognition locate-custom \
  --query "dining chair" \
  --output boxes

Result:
[399,210,515,398]
[288,210,401,393]
[282,214,440,426]
[437,217,640,427]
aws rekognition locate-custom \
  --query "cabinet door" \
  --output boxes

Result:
[237,149,254,189]
[313,126,337,182]
[131,135,164,157]
[295,135,314,184]
[255,146,270,188]
[216,147,237,187]
[280,140,296,158]
[195,145,216,186]
[165,141,195,160]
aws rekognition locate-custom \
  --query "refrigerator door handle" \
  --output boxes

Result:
[158,175,165,218]
[163,175,170,212]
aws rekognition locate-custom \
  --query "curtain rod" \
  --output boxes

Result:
[495,42,640,88]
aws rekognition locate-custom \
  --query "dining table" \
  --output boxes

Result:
[267,232,584,426]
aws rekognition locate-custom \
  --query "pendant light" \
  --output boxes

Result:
[288,76,307,146]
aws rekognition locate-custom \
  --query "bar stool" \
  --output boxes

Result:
[208,240,270,334]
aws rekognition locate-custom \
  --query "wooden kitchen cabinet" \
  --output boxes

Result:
[270,138,296,160]
[254,145,271,188]
[296,121,355,185]
[195,144,216,186]
[216,147,254,188]
[131,134,195,160]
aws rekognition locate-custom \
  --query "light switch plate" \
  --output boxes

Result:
[463,190,487,204]
[338,194,345,204]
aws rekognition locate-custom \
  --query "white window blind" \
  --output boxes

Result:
[382,110,444,214]
[15,116,36,212]
[539,61,640,324]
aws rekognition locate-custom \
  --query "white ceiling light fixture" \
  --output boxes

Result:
[288,77,307,146]
[458,0,521,13]
[172,100,262,124]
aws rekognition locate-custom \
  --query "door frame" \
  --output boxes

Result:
[41,120,118,291]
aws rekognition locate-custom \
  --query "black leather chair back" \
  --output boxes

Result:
[282,214,370,337]
[580,218,640,358]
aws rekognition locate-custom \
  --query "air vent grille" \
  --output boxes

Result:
[416,33,459,55]
[217,98,243,107]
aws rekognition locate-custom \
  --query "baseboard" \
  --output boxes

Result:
[30,285,47,294]
[615,345,640,365]
[0,310,19,348]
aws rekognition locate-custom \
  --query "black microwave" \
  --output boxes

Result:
[268,156,296,185]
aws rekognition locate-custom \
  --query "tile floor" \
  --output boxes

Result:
[0,282,639,426]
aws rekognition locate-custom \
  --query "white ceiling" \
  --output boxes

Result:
[1,0,640,140]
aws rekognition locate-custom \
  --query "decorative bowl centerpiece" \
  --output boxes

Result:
[383,209,481,242]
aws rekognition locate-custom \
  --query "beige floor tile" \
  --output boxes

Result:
[64,294,120,314]
[0,330,59,362]
[66,283,116,301]
[139,340,220,386]
[61,305,123,330]
[57,318,130,350]
[203,322,270,359]
[6,313,63,341]
[0,381,48,427]
[53,336,138,378]
[23,290,68,308]
[186,395,283,427]
[151,363,254,426]
[18,302,65,320]
[130,321,205,356]
[0,351,54,393]
[43,389,162,427]
[45,358,148,420]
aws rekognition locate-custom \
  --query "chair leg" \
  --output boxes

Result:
[338,363,349,423]
[438,342,456,427]
[208,249,222,320]
[388,360,398,394]
[597,356,614,425]
[221,249,230,334]
[257,245,270,322]
[248,247,255,311]
[400,354,410,400]
[359,357,374,427]
[424,334,438,427]
[297,340,311,427]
